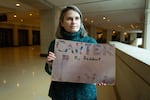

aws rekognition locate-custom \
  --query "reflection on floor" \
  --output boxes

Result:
[0,46,51,100]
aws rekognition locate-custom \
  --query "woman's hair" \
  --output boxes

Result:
[55,5,88,38]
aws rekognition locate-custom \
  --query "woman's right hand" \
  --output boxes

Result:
[46,52,56,65]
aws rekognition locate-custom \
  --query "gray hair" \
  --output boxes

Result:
[55,5,88,38]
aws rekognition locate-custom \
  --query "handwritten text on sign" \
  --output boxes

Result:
[52,39,115,85]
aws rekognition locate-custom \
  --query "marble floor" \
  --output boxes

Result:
[0,46,51,100]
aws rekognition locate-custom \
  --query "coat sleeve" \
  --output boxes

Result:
[44,40,55,75]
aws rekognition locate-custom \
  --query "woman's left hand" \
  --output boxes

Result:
[97,82,107,86]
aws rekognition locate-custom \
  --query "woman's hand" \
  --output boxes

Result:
[46,52,56,66]
[97,82,107,86]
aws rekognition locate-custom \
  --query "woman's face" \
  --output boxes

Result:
[61,10,81,33]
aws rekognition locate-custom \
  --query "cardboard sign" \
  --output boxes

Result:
[52,39,115,85]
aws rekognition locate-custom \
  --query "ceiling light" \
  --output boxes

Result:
[112,30,116,34]
[20,19,24,22]
[91,20,94,23]
[16,82,20,87]
[3,80,7,84]
[84,18,88,21]
[107,19,110,22]
[13,14,17,18]
[29,13,33,16]
[16,3,20,7]
[103,16,106,20]
[124,32,127,35]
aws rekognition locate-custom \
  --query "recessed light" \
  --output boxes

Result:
[103,16,106,20]
[84,18,88,21]
[112,30,116,34]
[29,13,33,16]
[16,3,20,7]
[13,14,17,18]
[91,20,94,23]
[20,19,24,22]
[107,19,110,22]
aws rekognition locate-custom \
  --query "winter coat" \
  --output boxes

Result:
[45,29,97,100]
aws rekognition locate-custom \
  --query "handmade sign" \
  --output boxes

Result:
[52,39,115,85]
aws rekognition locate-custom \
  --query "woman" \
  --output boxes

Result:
[45,5,97,100]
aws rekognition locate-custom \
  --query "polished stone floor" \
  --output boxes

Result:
[0,46,51,100]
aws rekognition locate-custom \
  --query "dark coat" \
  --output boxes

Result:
[45,30,97,100]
